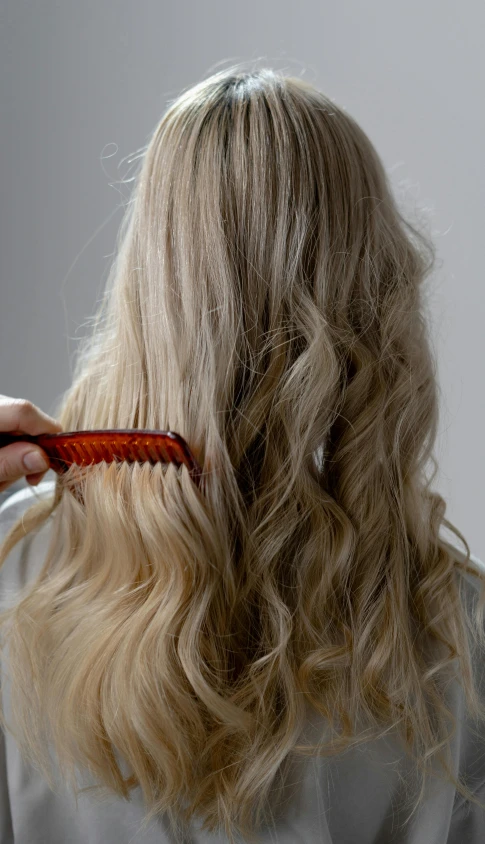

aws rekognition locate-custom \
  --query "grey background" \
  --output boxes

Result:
[0,2,483,559]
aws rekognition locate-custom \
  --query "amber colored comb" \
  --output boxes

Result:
[0,429,204,491]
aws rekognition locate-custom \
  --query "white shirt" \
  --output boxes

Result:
[0,478,484,843]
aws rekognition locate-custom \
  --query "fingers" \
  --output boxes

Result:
[24,470,49,487]
[0,441,51,494]
[0,395,63,435]
[0,395,63,495]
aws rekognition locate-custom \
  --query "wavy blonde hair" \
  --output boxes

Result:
[1,64,485,843]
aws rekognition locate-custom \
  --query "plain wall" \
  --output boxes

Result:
[0,1,483,557]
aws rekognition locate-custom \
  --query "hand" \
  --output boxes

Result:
[0,395,63,494]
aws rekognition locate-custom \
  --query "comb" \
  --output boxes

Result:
[0,429,204,491]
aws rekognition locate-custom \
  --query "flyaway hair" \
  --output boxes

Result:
[1,64,485,843]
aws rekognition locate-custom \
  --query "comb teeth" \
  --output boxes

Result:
[37,429,201,482]
[0,428,203,490]
[146,442,161,462]
[137,444,149,462]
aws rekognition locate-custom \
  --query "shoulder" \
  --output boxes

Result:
[439,524,485,605]
[0,478,56,596]
[0,478,56,517]
[0,479,55,513]
[0,478,56,539]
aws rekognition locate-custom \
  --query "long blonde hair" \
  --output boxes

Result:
[1,64,485,843]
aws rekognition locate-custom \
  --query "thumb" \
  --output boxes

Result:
[0,441,50,494]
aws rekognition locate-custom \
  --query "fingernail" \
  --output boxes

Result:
[23,451,48,473]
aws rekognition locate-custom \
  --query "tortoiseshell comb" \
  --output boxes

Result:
[0,429,204,491]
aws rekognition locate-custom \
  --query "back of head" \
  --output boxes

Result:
[1,63,484,843]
